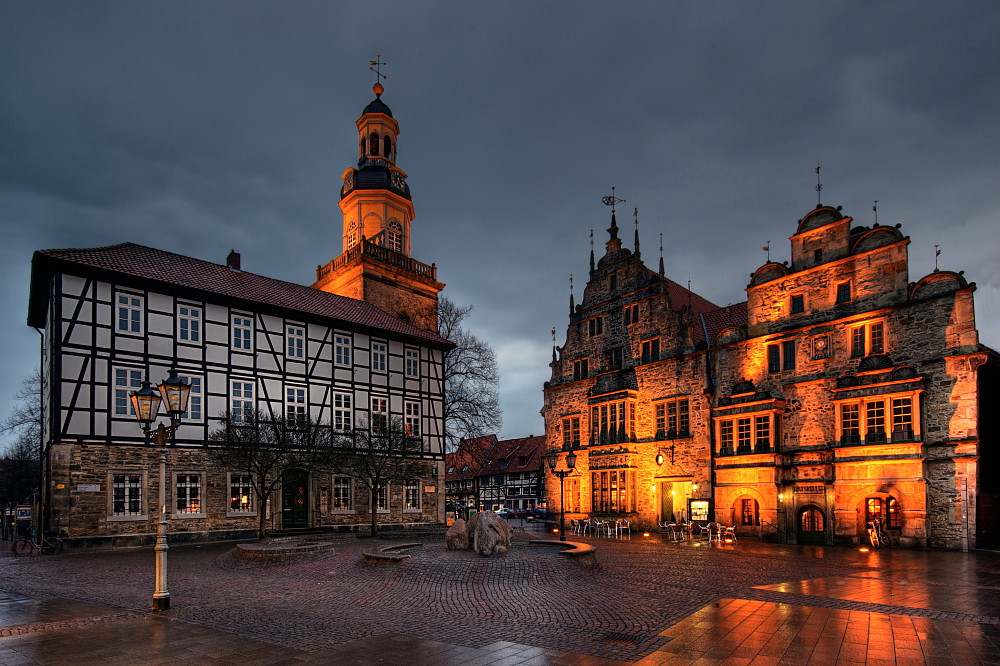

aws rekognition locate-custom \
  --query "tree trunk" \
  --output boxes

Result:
[369,487,377,538]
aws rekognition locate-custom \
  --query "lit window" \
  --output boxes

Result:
[231,380,254,422]
[720,420,734,455]
[891,397,913,440]
[865,400,886,442]
[332,476,352,510]
[111,473,143,516]
[404,482,421,510]
[741,498,759,526]
[405,348,419,377]
[114,368,143,416]
[333,393,352,432]
[287,326,305,359]
[175,474,203,516]
[117,293,143,334]
[371,397,388,431]
[335,334,352,367]
[229,473,254,514]
[851,321,886,357]
[405,401,420,437]
[754,416,770,451]
[372,342,387,372]
[841,404,860,443]
[178,305,201,343]
[286,387,306,423]
[232,315,253,351]
[737,418,752,454]
[377,484,389,512]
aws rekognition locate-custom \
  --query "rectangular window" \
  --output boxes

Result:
[754,415,770,451]
[742,498,759,526]
[562,416,580,448]
[405,401,420,437]
[842,404,860,443]
[641,338,659,364]
[229,473,254,514]
[117,293,142,334]
[181,376,202,422]
[768,344,781,373]
[405,348,420,377]
[332,476,352,510]
[791,294,804,314]
[287,326,305,359]
[667,401,677,435]
[372,342,387,372]
[231,380,254,422]
[112,473,143,516]
[836,282,851,304]
[588,317,603,336]
[609,273,617,292]
[404,482,421,510]
[573,358,588,381]
[175,474,203,516]
[782,340,796,371]
[603,347,623,371]
[377,484,389,512]
[624,303,638,325]
[866,400,886,442]
[737,418,752,454]
[870,323,884,354]
[114,368,143,416]
[720,420,734,455]
[655,403,665,437]
[371,397,388,431]
[232,315,253,350]
[335,334,352,366]
[286,387,306,423]
[892,397,913,439]
[678,400,689,436]
[333,393,352,432]
[852,326,866,357]
[178,305,201,343]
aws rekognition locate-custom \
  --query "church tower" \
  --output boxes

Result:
[313,81,444,332]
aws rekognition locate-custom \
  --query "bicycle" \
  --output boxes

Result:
[11,533,63,556]
[866,518,890,549]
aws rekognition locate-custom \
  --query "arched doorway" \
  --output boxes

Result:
[281,470,309,529]
[798,505,825,545]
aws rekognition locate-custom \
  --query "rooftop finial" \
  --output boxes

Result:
[815,164,823,206]
[934,244,941,272]
[659,232,664,277]
[369,53,387,97]
[633,207,640,253]
[602,186,625,242]
[589,229,595,273]
[569,274,575,314]
[762,240,770,263]
[873,200,879,226]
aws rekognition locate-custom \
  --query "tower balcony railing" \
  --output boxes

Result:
[316,237,437,283]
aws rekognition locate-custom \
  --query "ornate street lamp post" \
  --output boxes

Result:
[130,368,190,612]
[547,449,577,542]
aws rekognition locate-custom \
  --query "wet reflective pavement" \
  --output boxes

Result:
[0,529,998,665]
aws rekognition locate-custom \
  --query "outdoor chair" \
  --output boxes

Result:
[722,525,738,543]
[695,522,711,540]
[666,523,685,542]
[706,522,723,543]
[617,519,631,537]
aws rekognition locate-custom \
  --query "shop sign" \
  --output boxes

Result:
[793,485,825,494]
[588,446,633,470]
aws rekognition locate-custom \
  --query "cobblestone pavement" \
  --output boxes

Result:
[0,525,998,664]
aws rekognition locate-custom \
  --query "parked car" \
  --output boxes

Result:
[529,508,550,519]
[495,508,513,518]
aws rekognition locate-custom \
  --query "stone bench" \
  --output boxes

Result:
[529,539,598,569]
[362,542,423,564]
[234,539,335,564]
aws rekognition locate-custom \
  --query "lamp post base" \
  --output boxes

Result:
[152,594,170,612]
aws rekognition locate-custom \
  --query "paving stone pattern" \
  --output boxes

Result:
[1,527,999,664]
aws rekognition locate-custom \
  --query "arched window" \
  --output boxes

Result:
[740,498,759,526]
[866,496,901,529]
[801,507,823,532]
[387,221,403,253]
[347,221,358,250]
[370,134,380,157]
[384,136,392,159]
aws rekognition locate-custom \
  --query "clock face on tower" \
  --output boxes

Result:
[343,170,354,193]
[390,171,404,191]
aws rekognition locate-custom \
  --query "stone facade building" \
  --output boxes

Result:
[543,204,999,549]
[27,83,453,546]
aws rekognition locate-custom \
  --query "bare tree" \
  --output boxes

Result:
[0,371,42,540]
[208,410,331,540]
[439,297,502,453]
[327,415,428,538]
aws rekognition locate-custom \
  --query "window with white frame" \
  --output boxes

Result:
[286,386,306,423]
[232,315,253,351]
[228,473,255,515]
[335,334,352,367]
[116,293,143,334]
[181,375,202,422]
[110,472,144,518]
[231,380,254,422]
[174,473,204,516]
[113,367,143,417]
[387,221,403,253]
[372,341,387,372]
[371,396,388,431]
[851,321,885,358]
[287,325,305,359]
[332,476,352,510]
[347,221,358,249]
[404,481,421,511]
[405,348,419,377]
[404,401,420,437]
[177,305,201,343]
[377,484,389,512]
[333,393,352,432]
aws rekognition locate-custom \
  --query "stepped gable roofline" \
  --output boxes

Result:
[794,204,846,236]
[28,243,452,348]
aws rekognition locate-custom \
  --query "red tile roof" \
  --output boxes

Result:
[445,435,498,481]
[478,435,545,476]
[700,301,749,346]
[29,242,452,347]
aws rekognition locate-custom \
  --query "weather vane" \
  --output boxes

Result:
[762,240,770,262]
[873,200,879,225]
[369,54,387,84]
[602,186,626,213]
[935,244,941,271]
[815,164,823,206]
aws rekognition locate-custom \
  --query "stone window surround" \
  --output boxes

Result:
[226,471,257,518]
[713,402,783,456]
[172,470,207,519]
[331,475,353,513]
[107,469,148,522]
[832,386,922,444]
[850,318,887,358]
[403,481,422,512]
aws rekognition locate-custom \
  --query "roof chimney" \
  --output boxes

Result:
[227,249,241,271]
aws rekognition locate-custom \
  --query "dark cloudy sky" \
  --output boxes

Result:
[2,2,998,441]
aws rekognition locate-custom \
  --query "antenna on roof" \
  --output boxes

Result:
[815,164,823,206]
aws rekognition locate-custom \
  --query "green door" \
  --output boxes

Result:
[282,470,309,529]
